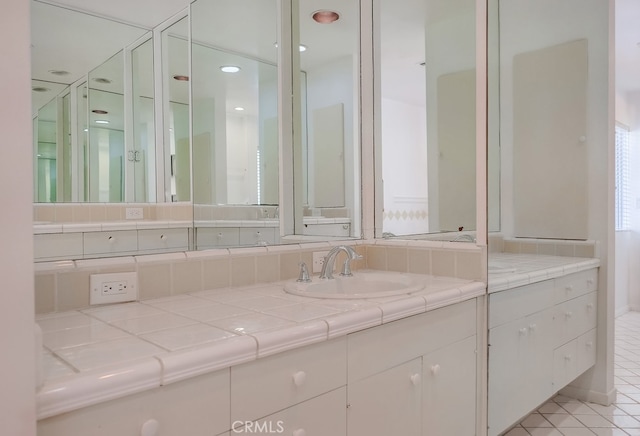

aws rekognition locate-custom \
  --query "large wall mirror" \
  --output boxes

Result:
[31,0,362,261]
[375,0,481,241]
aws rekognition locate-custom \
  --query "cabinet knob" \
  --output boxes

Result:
[587,303,594,310]
[587,278,594,285]
[160,234,166,241]
[217,232,223,239]
[292,371,307,387]
[430,364,441,376]
[410,373,421,386]
[293,429,306,436]
[565,311,573,319]
[529,324,537,332]
[342,224,349,230]
[565,355,572,362]
[140,419,159,436]
[565,285,574,292]
[586,341,594,349]
[108,236,115,244]
[519,327,528,336]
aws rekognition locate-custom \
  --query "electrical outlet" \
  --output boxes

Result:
[312,251,330,273]
[90,272,138,305]
[125,207,143,220]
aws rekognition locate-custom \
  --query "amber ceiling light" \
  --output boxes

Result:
[312,10,340,24]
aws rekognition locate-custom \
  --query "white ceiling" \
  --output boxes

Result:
[615,0,640,95]
[32,0,639,114]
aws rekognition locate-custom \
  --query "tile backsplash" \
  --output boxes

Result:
[34,202,193,223]
[33,240,483,314]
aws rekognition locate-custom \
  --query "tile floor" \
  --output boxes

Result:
[504,311,640,436]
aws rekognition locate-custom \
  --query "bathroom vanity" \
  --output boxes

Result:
[487,254,599,435]
[36,271,484,436]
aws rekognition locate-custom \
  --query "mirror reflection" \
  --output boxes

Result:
[377,0,477,240]
[31,0,151,203]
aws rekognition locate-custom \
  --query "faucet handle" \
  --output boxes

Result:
[296,262,312,283]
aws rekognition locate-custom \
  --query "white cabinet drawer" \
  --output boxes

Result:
[231,337,346,423]
[38,369,230,436]
[554,269,598,303]
[553,291,597,348]
[577,328,597,374]
[233,387,346,436]
[303,223,350,237]
[489,280,554,328]
[34,233,83,261]
[138,228,189,252]
[553,339,578,388]
[196,227,240,248]
[239,227,276,246]
[83,230,138,257]
[348,299,476,382]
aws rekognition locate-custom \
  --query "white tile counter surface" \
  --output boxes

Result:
[488,253,600,293]
[36,270,484,420]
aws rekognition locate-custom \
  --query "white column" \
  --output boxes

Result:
[0,0,37,434]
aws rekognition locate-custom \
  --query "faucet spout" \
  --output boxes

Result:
[319,245,362,280]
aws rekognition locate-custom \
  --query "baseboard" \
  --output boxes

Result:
[559,385,617,406]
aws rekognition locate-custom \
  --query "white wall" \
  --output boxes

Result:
[381,98,429,235]
[615,90,640,314]
[498,0,614,403]
[0,0,37,434]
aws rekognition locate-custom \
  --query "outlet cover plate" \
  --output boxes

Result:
[125,207,143,220]
[90,272,138,305]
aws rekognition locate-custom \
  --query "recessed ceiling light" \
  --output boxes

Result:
[92,77,112,84]
[234,107,245,111]
[299,44,307,52]
[83,128,88,132]
[173,75,189,81]
[95,120,109,124]
[220,66,241,73]
[48,70,70,76]
[91,109,108,115]
[312,10,340,24]
[32,86,50,93]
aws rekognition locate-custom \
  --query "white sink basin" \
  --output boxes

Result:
[284,271,425,299]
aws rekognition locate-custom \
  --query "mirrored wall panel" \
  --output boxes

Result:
[377,0,477,240]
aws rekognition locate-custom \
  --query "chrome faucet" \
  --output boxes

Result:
[319,245,363,280]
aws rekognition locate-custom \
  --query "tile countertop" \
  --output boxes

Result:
[36,270,484,420]
[35,254,600,420]
[488,253,600,293]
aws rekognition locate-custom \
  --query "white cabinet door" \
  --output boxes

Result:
[488,307,554,436]
[422,335,477,436]
[347,358,422,436]
[233,387,346,436]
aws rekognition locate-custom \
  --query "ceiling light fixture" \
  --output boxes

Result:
[220,66,241,73]
[32,86,50,93]
[173,75,189,81]
[234,107,245,111]
[95,120,109,124]
[92,77,112,84]
[299,44,307,52]
[312,10,340,24]
[91,109,108,115]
